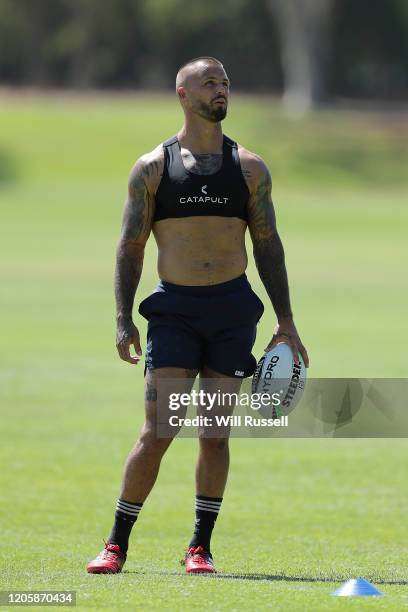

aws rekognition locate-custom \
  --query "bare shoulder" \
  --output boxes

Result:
[237,145,272,194]
[128,143,165,193]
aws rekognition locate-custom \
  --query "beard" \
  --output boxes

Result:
[196,99,227,122]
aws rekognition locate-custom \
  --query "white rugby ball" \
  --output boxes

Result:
[252,343,307,416]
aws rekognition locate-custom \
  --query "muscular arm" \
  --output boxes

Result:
[115,160,154,322]
[114,155,160,363]
[244,153,309,366]
[247,162,293,320]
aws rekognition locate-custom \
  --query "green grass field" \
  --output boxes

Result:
[1,92,408,610]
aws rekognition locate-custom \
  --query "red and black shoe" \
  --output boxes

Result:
[184,546,216,574]
[86,541,126,574]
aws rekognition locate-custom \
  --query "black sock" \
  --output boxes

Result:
[189,495,222,555]
[107,498,143,555]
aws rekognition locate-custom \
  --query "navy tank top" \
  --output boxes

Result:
[153,134,249,222]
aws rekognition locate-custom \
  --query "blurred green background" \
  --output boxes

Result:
[1,94,407,377]
[1,1,408,609]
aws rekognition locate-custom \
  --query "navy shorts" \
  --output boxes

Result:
[138,274,264,378]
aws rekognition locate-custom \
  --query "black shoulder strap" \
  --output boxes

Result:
[223,134,240,167]
[163,135,178,147]
[162,134,188,177]
[161,135,179,175]
[223,134,236,148]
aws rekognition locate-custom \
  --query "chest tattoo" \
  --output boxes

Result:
[181,151,223,175]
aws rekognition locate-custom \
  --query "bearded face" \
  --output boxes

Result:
[194,98,228,123]
[177,61,230,123]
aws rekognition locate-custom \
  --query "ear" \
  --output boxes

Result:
[177,86,186,99]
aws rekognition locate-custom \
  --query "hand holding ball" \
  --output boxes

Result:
[252,343,307,416]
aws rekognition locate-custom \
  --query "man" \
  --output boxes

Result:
[87,56,308,575]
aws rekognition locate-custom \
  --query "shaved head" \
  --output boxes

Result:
[176,57,224,89]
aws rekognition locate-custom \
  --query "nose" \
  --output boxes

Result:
[215,84,228,99]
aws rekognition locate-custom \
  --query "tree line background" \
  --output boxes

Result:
[0,0,407,109]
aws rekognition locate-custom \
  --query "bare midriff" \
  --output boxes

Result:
[152,216,248,285]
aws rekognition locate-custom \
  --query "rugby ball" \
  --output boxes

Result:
[252,343,307,416]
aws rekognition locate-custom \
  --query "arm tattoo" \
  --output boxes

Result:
[248,167,293,320]
[114,161,154,322]
[241,168,252,182]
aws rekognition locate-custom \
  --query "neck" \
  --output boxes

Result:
[178,116,223,154]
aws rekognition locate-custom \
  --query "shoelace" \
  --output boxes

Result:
[180,546,212,566]
[189,546,211,563]
[101,540,122,560]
